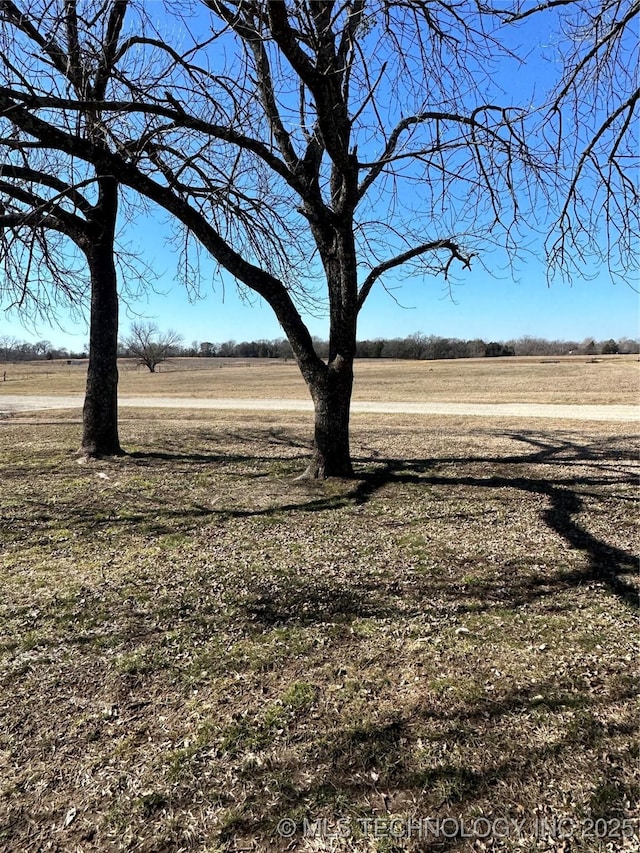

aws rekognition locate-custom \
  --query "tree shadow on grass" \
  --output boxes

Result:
[344,430,638,609]
[242,577,394,625]
[128,449,253,465]
[207,675,638,851]
[6,428,635,612]
[224,429,638,617]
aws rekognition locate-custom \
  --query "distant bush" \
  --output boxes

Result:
[485,342,515,357]
[601,339,620,354]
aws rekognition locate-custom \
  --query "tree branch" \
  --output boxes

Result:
[0,87,327,381]
[357,107,523,202]
[94,0,128,99]
[0,87,313,201]
[357,239,472,312]
[0,163,96,217]
[0,176,90,241]
[553,2,640,107]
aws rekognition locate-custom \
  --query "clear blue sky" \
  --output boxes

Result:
[4,240,637,351]
[1,2,638,351]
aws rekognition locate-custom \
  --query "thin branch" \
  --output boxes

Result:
[357,239,472,312]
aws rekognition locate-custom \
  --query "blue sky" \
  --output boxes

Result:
[1,2,638,351]
[121,223,639,346]
[4,239,637,351]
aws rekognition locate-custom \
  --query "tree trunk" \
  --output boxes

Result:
[304,356,355,478]
[80,244,122,457]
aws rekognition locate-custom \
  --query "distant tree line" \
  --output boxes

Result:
[0,335,87,361]
[177,333,637,360]
[2,332,637,363]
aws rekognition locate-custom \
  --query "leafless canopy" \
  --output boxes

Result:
[0,1,550,323]
[496,0,639,284]
[0,0,158,324]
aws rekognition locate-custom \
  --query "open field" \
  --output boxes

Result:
[0,406,638,852]
[1,354,639,405]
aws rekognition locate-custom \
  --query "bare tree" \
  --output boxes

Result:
[0,1,631,475]
[124,321,182,372]
[0,153,124,456]
[0,0,138,457]
[0,333,18,360]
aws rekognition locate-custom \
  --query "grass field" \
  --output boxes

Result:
[1,353,639,404]
[0,361,638,852]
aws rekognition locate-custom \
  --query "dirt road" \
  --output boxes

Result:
[0,394,638,421]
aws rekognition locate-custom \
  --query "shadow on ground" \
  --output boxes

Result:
[184,428,637,610]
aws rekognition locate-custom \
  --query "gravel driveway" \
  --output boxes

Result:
[0,394,638,421]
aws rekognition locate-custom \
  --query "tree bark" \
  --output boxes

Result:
[80,178,123,457]
[304,359,355,479]
[80,244,122,456]
[298,216,359,479]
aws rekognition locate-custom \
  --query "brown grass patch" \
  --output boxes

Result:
[1,354,638,404]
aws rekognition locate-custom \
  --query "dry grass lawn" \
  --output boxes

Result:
[0,406,638,852]
[1,354,638,404]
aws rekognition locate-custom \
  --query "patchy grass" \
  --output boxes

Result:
[0,412,638,852]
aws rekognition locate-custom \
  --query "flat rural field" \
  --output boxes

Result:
[1,353,639,404]
[0,361,638,852]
